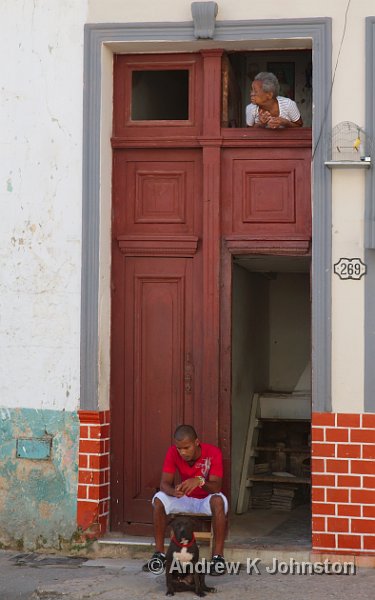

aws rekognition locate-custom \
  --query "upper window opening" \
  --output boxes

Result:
[131,70,189,121]
[222,49,312,128]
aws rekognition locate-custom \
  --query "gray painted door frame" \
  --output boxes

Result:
[81,18,332,414]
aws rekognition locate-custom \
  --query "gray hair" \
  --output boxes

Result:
[254,72,280,97]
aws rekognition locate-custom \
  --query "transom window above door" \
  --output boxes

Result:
[131,69,189,121]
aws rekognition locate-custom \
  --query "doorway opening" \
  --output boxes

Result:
[230,254,311,549]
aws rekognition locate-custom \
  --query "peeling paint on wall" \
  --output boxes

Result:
[0,407,79,550]
[0,0,84,415]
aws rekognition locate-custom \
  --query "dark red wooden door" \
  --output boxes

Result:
[111,257,198,530]
[110,147,202,533]
[110,50,312,533]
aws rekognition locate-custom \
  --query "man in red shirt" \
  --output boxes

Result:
[143,424,228,575]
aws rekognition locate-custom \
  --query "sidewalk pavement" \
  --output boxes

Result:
[1,549,375,600]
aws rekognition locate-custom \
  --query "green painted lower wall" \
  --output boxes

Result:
[0,407,79,550]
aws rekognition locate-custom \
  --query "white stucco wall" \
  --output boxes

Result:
[331,171,365,412]
[0,0,87,411]
[87,0,370,29]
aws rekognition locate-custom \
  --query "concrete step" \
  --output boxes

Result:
[93,534,311,564]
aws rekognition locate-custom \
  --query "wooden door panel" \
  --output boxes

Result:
[222,148,311,239]
[112,256,197,529]
[113,149,201,237]
[125,257,190,517]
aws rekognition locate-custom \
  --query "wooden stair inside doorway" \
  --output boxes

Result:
[236,392,311,514]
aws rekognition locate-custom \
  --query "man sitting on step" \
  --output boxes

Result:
[142,424,228,576]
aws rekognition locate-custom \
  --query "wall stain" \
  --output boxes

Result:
[0,407,79,550]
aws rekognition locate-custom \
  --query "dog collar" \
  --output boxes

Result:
[171,534,196,548]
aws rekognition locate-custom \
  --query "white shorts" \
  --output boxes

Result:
[152,491,228,515]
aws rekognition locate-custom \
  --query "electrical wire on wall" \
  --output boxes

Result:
[312,0,352,161]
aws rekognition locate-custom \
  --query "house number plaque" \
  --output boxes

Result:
[334,257,367,280]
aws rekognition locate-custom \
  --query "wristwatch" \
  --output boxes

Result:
[196,475,205,487]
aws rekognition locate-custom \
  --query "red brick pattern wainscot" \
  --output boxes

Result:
[311,413,375,555]
[77,410,110,537]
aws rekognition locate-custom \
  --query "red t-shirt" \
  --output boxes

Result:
[162,443,223,499]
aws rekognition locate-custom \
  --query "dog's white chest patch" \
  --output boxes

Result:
[173,547,193,563]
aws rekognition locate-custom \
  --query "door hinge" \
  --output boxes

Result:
[184,352,194,394]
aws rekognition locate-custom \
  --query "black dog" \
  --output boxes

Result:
[165,517,216,597]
